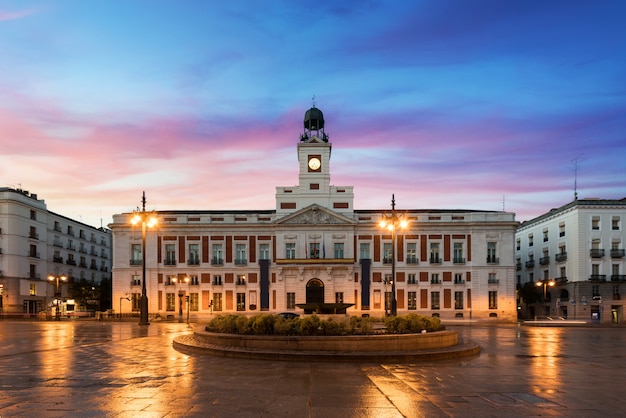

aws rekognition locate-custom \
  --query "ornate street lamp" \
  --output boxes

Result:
[378,194,409,316]
[172,276,190,323]
[48,274,67,321]
[130,192,158,326]
[536,279,556,317]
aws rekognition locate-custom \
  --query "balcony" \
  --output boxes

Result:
[555,253,567,262]
[405,255,418,265]
[211,257,224,266]
[67,244,76,251]
[610,249,625,258]
[488,278,500,284]
[589,274,607,282]
[590,249,605,258]
[430,257,442,265]
[188,257,200,266]
[611,275,626,282]
[383,257,393,264]
[130,259,142,266]
[454,278,466,284]
[100,266,108,272]
[234,259,248,266]
[29,232,39,240]
[28,251,40,259]
[516,263,522,271]
[236,279,246,286]
[164,258,177,266]
[525,260,535,268]
[79,262,87,268]
[539,256,550,266]
[130,279,141,286]
[453,258,466,264]
[66,259,77,266]
[53,240,64,248]
[555,276,568,284]
[212,278,223,286]
[430,278,441,284]
[53,256,64,263]
[487,256,499,264]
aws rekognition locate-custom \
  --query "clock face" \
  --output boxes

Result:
[308,157,321,171]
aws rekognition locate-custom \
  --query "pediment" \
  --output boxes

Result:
[274,204,356,225]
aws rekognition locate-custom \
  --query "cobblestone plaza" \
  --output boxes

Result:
[0,321,624,417]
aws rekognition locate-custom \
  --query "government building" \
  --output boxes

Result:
[516,198,626,324]
[110,107,518,322]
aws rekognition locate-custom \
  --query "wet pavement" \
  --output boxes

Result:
[0,320,624,417]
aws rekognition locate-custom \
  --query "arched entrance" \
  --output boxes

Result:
[306,278,325,305]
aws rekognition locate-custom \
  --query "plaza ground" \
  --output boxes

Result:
[0,320,624,417]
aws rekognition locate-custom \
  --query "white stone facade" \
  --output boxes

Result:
[0,188,112,316]
[110,107,518,322]
[515,198,626,323]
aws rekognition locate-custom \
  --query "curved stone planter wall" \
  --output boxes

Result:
[173,329,480,362]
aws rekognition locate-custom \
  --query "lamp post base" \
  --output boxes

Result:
[139,295,150,326]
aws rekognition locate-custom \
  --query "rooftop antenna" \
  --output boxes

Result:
[572,156,582,200]
[502,195,506,211]
[311,95,316,108]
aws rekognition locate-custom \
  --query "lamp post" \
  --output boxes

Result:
[536,279,555,317]
[48,274,67,321]
[119,294,131,321]
[378,194,408,316]
[172,276,189,323]
[130,191,158,326]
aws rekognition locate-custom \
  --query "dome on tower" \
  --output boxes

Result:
[304,107,324,131]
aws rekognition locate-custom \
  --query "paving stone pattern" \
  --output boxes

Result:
[0,321,624,417]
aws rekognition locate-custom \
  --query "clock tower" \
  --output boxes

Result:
[275,106,354,216]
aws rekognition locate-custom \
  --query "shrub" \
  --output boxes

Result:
[250,314,276,335]
[384,313,443,333]
[298,314,321,336]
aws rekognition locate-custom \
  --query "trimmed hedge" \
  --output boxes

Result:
[205,313,443,336]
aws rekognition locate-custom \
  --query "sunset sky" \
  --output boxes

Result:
[1,0,624,228]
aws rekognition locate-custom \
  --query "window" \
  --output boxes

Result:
[259,244,270,260]
[131,244,142,264]
[453,243,464,263]
[287,292,296,309]
[165,244,176,265]
[29,226,38,239]
[54,221,61,232]
[236,275,246,285]
[309,242,320,259]
[359,243,370,259]
[131,275,141,286]
[29,284,36,296]
[30,210,36,220]
[516,239,521,251]
[236,293,246,311]
[431,292,440,310]
[543,229,548,242]
[189,275,199,285]
[487,242,497,263]
[165,275,176,286]
[592,216,600,230]
[559,266,566,280]
[559,223,565,237]
[408,274,417,284]
[166,293,176,311]
[489,291,498,309]
[334,243,344,258]
[213,293,222,311]
[613,285,620,298]
[488,273,498,284]
[213,275,222,285]
[454,273,464,284]
[592,285,600,297]
[528,234,534,247]
[430,243,440,263]
[286,243,296,259]
[132,293,141,311]
[406,243,417,264]
[612,216,621,231]
[189,293,199,311]
[408,291,417,310]
[454,291,463,309]
[431,273,440,284]
[235,244,247,265]
[335,292,344,303]
[383,243,392,263]
[188,244,199,265]
[212,244,223,265]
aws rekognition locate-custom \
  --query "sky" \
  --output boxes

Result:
[1,0,625,229]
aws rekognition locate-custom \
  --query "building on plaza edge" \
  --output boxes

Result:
[0,188,112,317]
[109,107,518,322]
[516,198,626,324]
